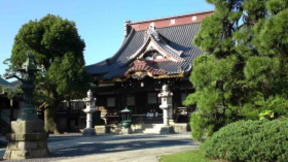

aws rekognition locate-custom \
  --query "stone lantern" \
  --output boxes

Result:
[82,89,97,136]
[120,107,132,134]
[3,52,49,160]
[158,84,174,134]
[120,107,132,128]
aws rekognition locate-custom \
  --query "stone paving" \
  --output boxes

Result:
[0,133,199,162]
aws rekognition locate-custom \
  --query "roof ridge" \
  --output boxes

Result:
[160,22,200,28]
[130,10,213,25]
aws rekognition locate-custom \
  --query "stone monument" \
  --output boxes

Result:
[82,89,97,136]
[158,84,174,134]
[3,52,49,160]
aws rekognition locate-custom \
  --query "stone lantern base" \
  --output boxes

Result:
[3,120,49,160]
[82,128,96,136]
[159,126,175,134]
[120,127,132,135]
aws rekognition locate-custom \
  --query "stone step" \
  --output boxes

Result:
[143,124,164,134]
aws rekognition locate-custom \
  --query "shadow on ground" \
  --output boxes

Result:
[48,134,165,143]
[50,135,194,158]
[0,134,194,161]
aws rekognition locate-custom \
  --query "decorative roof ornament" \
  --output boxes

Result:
[125,60,166,80]
[146,23,160,41]
[129,25,184,62]
[124,20,132,38]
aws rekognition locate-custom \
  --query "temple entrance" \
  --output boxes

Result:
[94,78,193,126]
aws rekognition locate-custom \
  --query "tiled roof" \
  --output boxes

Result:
[86,19,204,80]
[0,77,13,88]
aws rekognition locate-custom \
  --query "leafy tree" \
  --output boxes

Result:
[0,86,22,100]
[185,0,288,140]
[9,14,89,133]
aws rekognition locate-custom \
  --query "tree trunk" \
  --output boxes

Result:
[44,107,60,134]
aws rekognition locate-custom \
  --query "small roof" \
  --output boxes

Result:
[120,107,131,113]
[0,77,13,88]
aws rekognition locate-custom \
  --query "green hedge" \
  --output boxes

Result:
[203,119,288,162]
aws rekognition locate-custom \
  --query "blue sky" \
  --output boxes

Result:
[0,0,213,77]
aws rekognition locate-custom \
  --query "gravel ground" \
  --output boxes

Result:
[0,133,198,162]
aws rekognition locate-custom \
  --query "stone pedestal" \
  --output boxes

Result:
[120,127,132,135]
[95,125,108,135]
[169,119,175,125]
[161,107,169,126]
[3,120,49,160]
[159,126,175,134]
[82,128,96,136]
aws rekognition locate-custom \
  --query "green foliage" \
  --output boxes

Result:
[10,14,89,100]
[259,110,274,120]
[185,0,288,140]
[186,54,242,140]
[203,120,288,162]
[266,0,288,14]
[9,14,90,132]
[5,87,22,99]
[253,9,288,56]
[0,85,22,99]
[189,112,206,141]
[244,56,280,89]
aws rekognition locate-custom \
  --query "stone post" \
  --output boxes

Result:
[82,89,96,136]
[158,84,174,134]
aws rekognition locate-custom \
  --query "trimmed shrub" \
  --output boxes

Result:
[203,119,288,162]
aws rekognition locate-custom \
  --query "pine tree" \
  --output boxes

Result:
[185,0,288,140]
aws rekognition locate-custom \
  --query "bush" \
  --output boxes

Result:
[203,119,288,162]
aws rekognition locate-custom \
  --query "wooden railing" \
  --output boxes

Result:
[105,113,163,125]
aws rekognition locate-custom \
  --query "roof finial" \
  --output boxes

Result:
[147,22,160,41]
[124,20,131,37]
[149,22,155,30]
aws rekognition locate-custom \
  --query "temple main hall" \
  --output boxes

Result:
[86,11,213,133]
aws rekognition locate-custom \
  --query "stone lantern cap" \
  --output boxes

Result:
[87,89,93,98]
[158,84,173,97]
[121,107,131,113]
[83,89,96,102]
